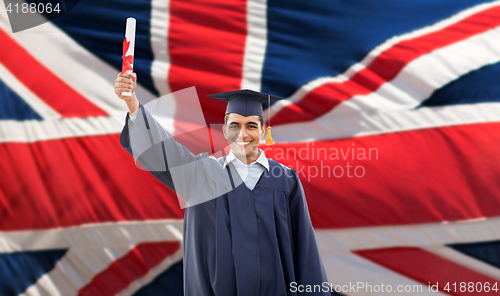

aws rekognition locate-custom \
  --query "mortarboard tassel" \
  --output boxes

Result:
[266,126,274,145]
[265,94,274,145]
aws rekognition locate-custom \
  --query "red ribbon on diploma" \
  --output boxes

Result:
[121,37,134,74]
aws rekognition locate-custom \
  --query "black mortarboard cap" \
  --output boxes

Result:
[207,89,283,117]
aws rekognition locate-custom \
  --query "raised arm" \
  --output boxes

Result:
[114,72,231,205]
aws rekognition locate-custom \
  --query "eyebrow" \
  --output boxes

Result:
[229,121,259,126]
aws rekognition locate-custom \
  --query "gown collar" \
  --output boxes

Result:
[223,149,269,171]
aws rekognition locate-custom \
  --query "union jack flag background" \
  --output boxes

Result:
[1,0,500,295]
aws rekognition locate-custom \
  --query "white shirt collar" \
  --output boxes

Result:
[223,149,269,171]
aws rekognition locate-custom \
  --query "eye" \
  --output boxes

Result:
[248,125,257,129]
[229,125,238,129]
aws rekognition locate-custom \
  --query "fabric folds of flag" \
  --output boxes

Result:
[0,0,499,295]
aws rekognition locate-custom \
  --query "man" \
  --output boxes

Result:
[114,72,330,296]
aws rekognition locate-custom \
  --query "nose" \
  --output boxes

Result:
[238,127,248,139]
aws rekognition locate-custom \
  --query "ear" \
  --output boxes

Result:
[260,125,266,139]
[222,124,227,139]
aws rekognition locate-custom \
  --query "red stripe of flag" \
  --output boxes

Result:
[262,121,500,229]
[271,5,500,126]
[78,241,180,296]
[0,134,183,231]
[1,121,499,230]
[355,247,499,296]
[0,28,108,118]
[168,0,248,125]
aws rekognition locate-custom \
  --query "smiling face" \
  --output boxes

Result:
[222,113,265,163]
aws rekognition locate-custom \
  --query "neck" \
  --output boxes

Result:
[234,149,260,164]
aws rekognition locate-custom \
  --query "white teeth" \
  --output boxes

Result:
[236,141,250,146]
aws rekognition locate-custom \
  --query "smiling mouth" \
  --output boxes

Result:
[235,141,251,147]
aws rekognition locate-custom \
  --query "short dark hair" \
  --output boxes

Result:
[224,113,264,128]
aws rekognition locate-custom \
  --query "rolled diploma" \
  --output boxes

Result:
[122,17,136,97]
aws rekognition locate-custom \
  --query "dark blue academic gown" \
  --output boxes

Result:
[120,104,330,296]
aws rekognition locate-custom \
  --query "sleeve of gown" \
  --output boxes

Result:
[289,170,330,295]
[119,103,213,200]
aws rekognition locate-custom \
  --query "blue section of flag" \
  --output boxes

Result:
[448,240,500,269]
[132,260,184,296]
[263,0,495,97]
[0,249,68,296]
[50,0,159,97]
[420,62,500,108]
[0,79,42,121]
